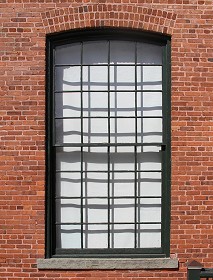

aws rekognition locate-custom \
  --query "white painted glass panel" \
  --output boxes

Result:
[137,147,161,171]
[111,172,134,197]
[55,66,81,91]
[139,198,161,223]
[56,198,81,223]
[84,225,108,248]
[137,118,162,143]
[56,147,81,172]
[83,147,108,172]
[56,225,81,249]
[137,92,162,117]
[110,66,135,90]
[83,41,108,65]
[55,43,81,65]
[83,118,108,143]
[138,172,161,197]
[139,224,161,248]
[110,41,135,64]
[111,224,134,248]
[83,91,108,117]
[84,198,108,223]
[55,92,81,118]
[137,66,162,91]
[83,172,108,197]
[83,66,108,91]
[110,117,135,143]
[112,198,134,223]
[55,119,81,144]
[137,43,162,65]
[110,91,135,117]
[56,172,81,197]
[110,146,135,171]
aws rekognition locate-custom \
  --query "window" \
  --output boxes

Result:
[46,29,171,258]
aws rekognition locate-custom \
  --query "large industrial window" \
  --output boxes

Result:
[46,29,171,258]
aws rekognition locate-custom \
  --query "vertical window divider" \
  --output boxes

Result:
[80,42,84,249]
[107,41,111,249]
[134,42,138,249]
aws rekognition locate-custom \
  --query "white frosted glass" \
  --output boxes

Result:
[139,224,161,248]
[55,66,81,91]
[138,172,161,197]
[83,118,108,143]
[83,91,108,117]
[83,147,108,172]
[55,119,81,144]
[56,172,81,197]
[55,92,81,118]
[83,66,108,91]
[137,150,161,171]
[56,199,81,223]
[83,41,108,64]
[56,147,81,171]
[112,199,134,223]
[110,66,135,90]
[111,224,134,248]
[110,41,135,64]
[137,43,162,65]
[110,146,135,171]
[137,66,162,90]
[137,118,162,143]
[139,198,161,223]
[111,172,134,197]
[139,92,162,117]
[84,198,108,223]
[56,225,81,249]
[55,43,81,65]
[110,91,135,117]
[111,118,135,143]
[83,172,108,197]
[84,225,108,248]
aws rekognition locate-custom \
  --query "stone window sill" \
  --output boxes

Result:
[37,257,178,270]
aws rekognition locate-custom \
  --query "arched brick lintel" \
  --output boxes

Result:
[41,4,177,35]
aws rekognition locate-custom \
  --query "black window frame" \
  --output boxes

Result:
[45,28,171,259]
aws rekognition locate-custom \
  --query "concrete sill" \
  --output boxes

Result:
[37,257,178,270]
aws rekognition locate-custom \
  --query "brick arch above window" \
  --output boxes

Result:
[40,4,177,35]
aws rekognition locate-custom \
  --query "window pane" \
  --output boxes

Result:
[83,91,108,117]
[56,172,81,197]
[83,172,108,197]
[137,43,162,65]
[84,225,108,248]
[137,118,163,143]
[111,224,135,248]
[137,66,162,90]
[110,117,135,143]
[138,224,161,248]
[83,41,108,65]
[84,198,108,223]
[83,117,108,143]
[137,147,162,171]
[110,146,135,171]
[83,147,108,172]
[56,198,81,223]
[110,41,135,64]
[56,147,81,172]
[55,66,81,91]
[112,198,135,223]
[56,225,81,249]
[55,43,81,65]
[83,66,108,91]
[110,91,135,117]
[138,172,161,197]
[55,92,81,118]
[110,66,135,90]
[55,119,81,144]
[139,198,161,223]
[138,92,162,117]
[111,172,135,197]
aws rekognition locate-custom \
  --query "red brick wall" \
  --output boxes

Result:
[1,0,213,279]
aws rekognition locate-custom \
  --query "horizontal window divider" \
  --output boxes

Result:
[54,63,163,67]
[55,222,161,225]
[54,143,165,147]
[54,89,163,93]
[55,116,163,119]
[55,196,162,200]
[55,170,162,173]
